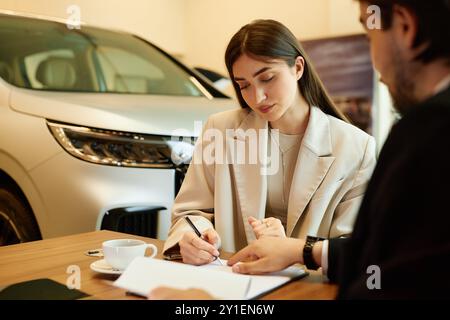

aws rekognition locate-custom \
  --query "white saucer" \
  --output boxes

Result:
[90,259,123,275]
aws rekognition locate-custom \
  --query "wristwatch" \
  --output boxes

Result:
[303,235,325,270]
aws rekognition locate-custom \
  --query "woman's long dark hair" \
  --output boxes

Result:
[225,19,348,122]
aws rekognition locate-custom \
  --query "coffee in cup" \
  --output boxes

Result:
[102,239,158,270]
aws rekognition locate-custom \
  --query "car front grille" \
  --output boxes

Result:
[101,163,190,238]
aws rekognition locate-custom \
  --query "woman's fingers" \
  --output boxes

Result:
[249,217,286,239]
[180,243,216,265]
[191,236,219,256]
[202,228,220,248]
[182,248,215,265]
[179,231,219,265]
[248,216,258,225]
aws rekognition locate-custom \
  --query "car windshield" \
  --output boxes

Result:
[0,15,208,97]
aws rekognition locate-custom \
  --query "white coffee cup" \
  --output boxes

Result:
[102,239,158,270]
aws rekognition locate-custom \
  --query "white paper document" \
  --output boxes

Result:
[113,257,307,300]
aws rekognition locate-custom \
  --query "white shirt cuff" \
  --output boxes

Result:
[321,239,329,276]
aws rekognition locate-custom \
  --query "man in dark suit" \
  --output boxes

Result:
[149,0,450,299]
[327,0,450,298]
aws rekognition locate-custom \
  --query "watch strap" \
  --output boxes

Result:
[303,235,325,270]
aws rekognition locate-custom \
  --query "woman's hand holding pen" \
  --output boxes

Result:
[179,228,221,265]
[248,216,286,239]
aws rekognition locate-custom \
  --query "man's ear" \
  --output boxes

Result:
[295,56,305,80]
[392,4,427,60]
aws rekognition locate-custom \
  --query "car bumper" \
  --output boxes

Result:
[29,151,175,240]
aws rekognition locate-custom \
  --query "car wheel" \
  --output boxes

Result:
[0,188,41,246]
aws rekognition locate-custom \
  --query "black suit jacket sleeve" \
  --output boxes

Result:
[327,237,350,283]
[336,87,450,299]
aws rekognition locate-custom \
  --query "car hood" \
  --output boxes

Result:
[10,88,238,136]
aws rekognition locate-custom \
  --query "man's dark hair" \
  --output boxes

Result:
[359,0,450,63]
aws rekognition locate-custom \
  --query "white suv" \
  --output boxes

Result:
[0,12,237,245]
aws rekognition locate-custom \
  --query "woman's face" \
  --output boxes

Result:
[232,54,304,122]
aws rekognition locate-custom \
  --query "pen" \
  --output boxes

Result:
[184,216,224,266]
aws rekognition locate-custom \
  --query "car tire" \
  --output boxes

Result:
[0,187,41,246]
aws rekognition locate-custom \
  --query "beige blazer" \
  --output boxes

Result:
[163,106,376,253]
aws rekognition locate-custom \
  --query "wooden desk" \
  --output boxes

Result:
[0,230,337,300]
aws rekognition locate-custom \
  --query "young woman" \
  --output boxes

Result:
[163,19,376,265]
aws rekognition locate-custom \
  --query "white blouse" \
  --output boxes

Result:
[266,129,304,229]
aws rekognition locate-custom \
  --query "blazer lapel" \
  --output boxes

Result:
[286,107,335,236]
[230,111,268,241]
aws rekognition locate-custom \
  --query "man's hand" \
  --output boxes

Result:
[228,237,304,274]
[248,216,286,239]
[179,228,221,265]
[148,286,215,300]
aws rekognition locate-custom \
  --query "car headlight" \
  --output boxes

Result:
[47,121,195,168]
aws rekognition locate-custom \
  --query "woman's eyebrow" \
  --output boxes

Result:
[234,67,272,81]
